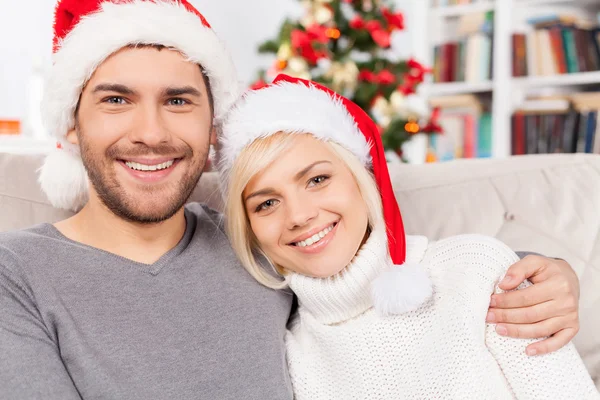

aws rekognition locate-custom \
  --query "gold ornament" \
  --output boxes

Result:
[325,61,359,93]
[362,0,373,12]
[300,0,334,27]
[370,96,392,129]
[282,57,312,80]
[404,120,420,134]
[277,43,292,60]
[390,91,406,112]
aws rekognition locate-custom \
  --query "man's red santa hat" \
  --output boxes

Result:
[40,0,239,211]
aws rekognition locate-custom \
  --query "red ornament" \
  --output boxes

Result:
[290,25,331,65]
[365,20,382,32]
[421,107,444,134]
[382,8,404,30]
[359,69,377,82]
[397,78,416,95]
[306,24,331,44]
[371,30,392,48]
[376,70,396,85]
[349,15,365,30]
[291,29,310,49]
[359,69,396,85]
[406,58,432,82]
[365,21,391,48]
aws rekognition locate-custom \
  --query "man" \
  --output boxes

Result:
[0,0,581,399]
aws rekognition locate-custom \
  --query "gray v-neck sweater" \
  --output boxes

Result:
[0,203,293,399]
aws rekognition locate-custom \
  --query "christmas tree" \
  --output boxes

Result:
[252,0,442,155]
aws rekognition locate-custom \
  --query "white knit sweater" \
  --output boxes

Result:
[286,230,599,399]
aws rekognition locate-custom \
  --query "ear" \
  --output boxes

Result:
[66,127,79,145]
[209,126,217,146]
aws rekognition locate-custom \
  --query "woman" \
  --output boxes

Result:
[217,74,598,399]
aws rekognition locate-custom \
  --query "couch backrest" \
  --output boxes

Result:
[1,152,599,387]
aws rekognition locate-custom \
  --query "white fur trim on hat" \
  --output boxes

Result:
[218,80,372,195]
[371,261,433,315]
[40,0,240,210]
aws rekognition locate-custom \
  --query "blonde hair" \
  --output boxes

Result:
[225,133,386,290]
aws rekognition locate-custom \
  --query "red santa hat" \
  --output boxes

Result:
[218,74,432,315]
[39,0,240,211]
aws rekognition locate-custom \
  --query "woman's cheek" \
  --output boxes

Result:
[252,217,281,249]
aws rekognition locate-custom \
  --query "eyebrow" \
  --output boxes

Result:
[91,84,202,98]
[244,188,277,203]
[163,86,202,98]
[244,160,332,203]
[92,83,137,96]
[294,160,331,182]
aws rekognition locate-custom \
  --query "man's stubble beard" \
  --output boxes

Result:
[78,129,209,225]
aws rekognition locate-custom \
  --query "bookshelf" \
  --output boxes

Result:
[431,1,495,18]
[514,71,600,88]
[419,0,600,159]
[427,81,494,96]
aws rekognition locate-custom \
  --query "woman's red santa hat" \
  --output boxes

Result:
[39,0,240,211]
[218,74,432,315]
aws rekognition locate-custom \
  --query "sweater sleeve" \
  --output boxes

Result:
[475,239,599,399]
[0,263,82,400]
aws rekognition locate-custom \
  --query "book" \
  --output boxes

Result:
[512,113,527,155]
[477,112,492,157]
[526,115,539,154]
[562,28,579,73]
[548,27,568,74]
[548,114,565,153]
[593,112,600,154]
[585,111,597,153]
[561,109,580,153]
[576,112,588,153]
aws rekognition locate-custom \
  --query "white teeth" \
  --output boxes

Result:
[295,224,335,248]
[125,160,174,171]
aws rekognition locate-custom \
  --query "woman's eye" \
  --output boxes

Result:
[168,98,188,106]
[256,199,279,212]
[308,175,329,187]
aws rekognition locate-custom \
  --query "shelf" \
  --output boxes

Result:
[425,81,494,96]
[513,71,600,88]
[516,0,600,7]
[431,2,495,18]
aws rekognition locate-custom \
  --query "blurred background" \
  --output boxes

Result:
[1,0,600,163]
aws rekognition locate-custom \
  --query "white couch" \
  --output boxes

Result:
[1,152,599,389]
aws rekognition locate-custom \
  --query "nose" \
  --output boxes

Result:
[128,103,170,147]
[286,194,318,230]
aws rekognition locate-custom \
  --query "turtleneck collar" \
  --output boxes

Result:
[288,228,428,325]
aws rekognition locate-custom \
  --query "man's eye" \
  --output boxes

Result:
[105,97,126,105]
[168,98,188,106]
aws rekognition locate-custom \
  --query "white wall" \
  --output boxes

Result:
[0,0,420,130]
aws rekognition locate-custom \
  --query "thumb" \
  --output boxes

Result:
[498,256,547,290]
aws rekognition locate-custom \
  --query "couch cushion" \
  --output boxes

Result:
[1,151,599,387]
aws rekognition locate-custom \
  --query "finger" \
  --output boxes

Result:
[487,300,557,324]
[525,328,578,356]
[494,316,569,339]
[491,282,554,309]
[498,255,550,291]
